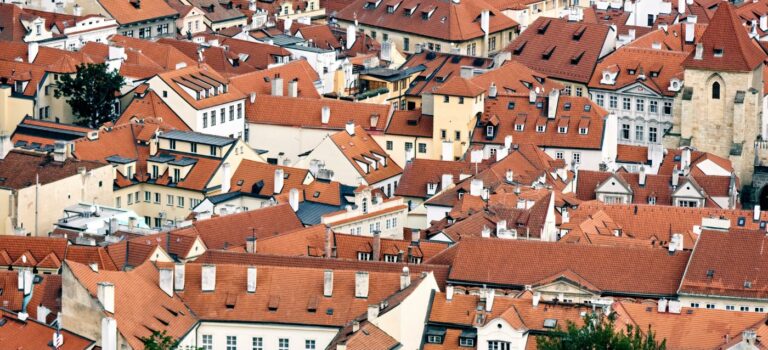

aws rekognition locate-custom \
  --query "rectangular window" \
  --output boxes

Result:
[127,193,133,205]
[226,335,237,350]
[649,127,658,143]
[305,339,316,350]
[690,303,699,308]
[115,197,121,208]
[405,142,413,151]
[455,131,461,140]
[383,33,389,41]
[155,193,161,204]
[177,196,185,208]
[403,37,410,51]
[650,100,658,113]
[609,96,618,108]
[169,140,176,150]
[488,341,511,350]
[459,97,464,104]
[558,126,567,134]
[572,152,581,164]
[635,125,644,141]
[536,125,545,133]
[460,338,475,347]
[663,101,672,115]
[167,195,174,207]
[173,169,181,182]
[621,124,630,140]
[555,151,564,159]
[575,87,583,97]
[211,146,217,156]
[596,94,604,106]
[636,98,645,112]
[726,305,735,311]
[741,306,750,312]
[757,307,765,312]
[221,108,226,123]
[418,143,427,153]
[202,335,213,350]
[230,105,235,121]
[279,338,289,350]
[622,97,631,110]
[440,129,447,139]
[211,110,217,125]
[203,113,208,128]
[386,141,393,150]
[191,143,197,153]
[706,304,715,309]
[427,335,442,344]
[252,337,263,350]
[144,191,151,202]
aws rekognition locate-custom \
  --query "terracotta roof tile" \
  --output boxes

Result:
[402,51,493,97]
[230,60,320,98]
[230,159,310,196]
[0,236,68,269]
[589,47,688,97]
[115,90,192,131]
[629,22,706,53]
[385,110,433,138]
[155,64,246,110]
[395,158,474,199]
[65,245,119,271]
[97,0,178,25]
[0,310,94,350]
[433,77,484,97]
[328,126,402,184]
[186,203,303,249]
[247,95,391,130]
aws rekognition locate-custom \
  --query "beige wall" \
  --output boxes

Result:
[178,8,207,35]
[431,93,484,160]
[373,133,434,166]
[4,163,114,236]
[371,272,439,349]
[36,74,76,124]
[0,86,34,135]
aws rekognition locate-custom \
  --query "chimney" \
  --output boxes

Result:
[481,225,491,238]
[245,236,257,253]
[73,4,83,16]
[411,229,420,243]
[0,134,13,159]
[547,88,560,119]
[289,188,300,212]
[345,121,355,136]
[657,298,668,313]
[324,226,334,258]
[367,304,379,321]
[174,263,185,291]
[247,266,257,293]
[761,15,768,31]
[755,205,761,221]
[201,265,216,291]
[446,285,454,300]
[18,268,33,296]
[324,270,333,297]
[273,169,285,194]
[678,0,685,15]
[681,148,691,172]
[441,140,453,161]
[220,163,231,193]
[355,271,369,298]
[288,79,298,98]
[672,168,680,188]
[97,282,115,313]
[370,114,380,129]
[532,292,541,307]
[496,220,507,236]
[529,89,537,103]
[101,317,117,350]
[488,82,497,98]
[346,24,357,50]
[352,321,360,332]
[504,135,513,150]
[28,42,38,63]
[441,173,453,191]
[249,92,256,104]
[321,106,330,124]
[159,268,174,297]
[506,169,514,183]
[470,179,483,197]
[485,288,495,312]
[372,231,381,261]
[53,141,68,162]
[694,43,703,60]
[271,76,283,96]
[400,266,411,290]
[639,166,646,186]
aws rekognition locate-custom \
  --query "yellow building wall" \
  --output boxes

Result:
[0,86,34,135]
[431,93,484,160]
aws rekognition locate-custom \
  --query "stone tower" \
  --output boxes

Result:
[679,2,766,185]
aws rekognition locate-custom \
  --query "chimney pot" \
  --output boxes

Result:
[289,188,300,212]
[367,304,379,320]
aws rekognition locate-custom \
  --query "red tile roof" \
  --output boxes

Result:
[471,60,564,97]
[395,158,474,199]
[588,47,688,97]
[433,77,484,97]
[157,38,255,77]
[384,110,433,138]
[401,51,494,97]
[247,95,391,132]
[196,34,292,70]
[230,60,320,98]
[629,22,707,53]
[683,2,766,72]
[229,160,310,196]
[505,17,611,84]
[115,90,192,131]
[0,151,108,190]
[97,0,179,25]
[65,260,197,350]
[336,0,518,41]
[154,63,246,110]
[330,126,403,184]
[0,310,94,350]
[65,245,119,271]
[447,237,689,297]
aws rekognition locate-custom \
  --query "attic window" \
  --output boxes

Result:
[536,125,545,132]
[745,281,753,288]
[571,51,585,65]
[421,7,436,20]
[512,41,526,55]
[563,102,571,111]
[651,71,660,78]
[542,45,556,60]
[508,102,516,109]
[738,217,746,226]
[543,319,557,328]
[364,0,381,8]
[572,26,586,40]
[537,19,551,34]
[404,5,417,15]
[628,69,636,75]
[237,180,244,186]
[706,269,715,278]
[313,191,321,198]
[583,104,591,112]
[713,48,724,57]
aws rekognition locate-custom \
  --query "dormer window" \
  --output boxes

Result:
[515,124,524,131]
[536,125,545,133]
[713,48,724,57]
[558,126,567,133]
[421,7,435,20]
[486,125,494,137]
[583,104,591,112]
[542,45,555,60]
[507,102,516,109]
[579,127,587,134]
[563,102,571,111]
[404,5,417,15]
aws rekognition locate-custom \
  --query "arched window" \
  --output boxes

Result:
[712,81,721,99]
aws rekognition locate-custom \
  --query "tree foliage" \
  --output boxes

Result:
[53,63,124,127]
[140,330,181,350]
[537,311,666,350]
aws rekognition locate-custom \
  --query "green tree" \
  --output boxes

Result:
[54,63,124,127]
[140,330,180,350]
[537,311,666,350]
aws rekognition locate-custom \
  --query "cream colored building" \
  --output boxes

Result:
[321,186,408,239]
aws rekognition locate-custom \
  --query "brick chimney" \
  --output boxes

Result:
[372,231,381,261]
[174,263,185,291]
[324,270,333,297]
[97,282,115,313]
[324,226,334,258]
[247,266,257,293]
[201,265,216,291]
[159,268,173,297]
[355,271,369,298]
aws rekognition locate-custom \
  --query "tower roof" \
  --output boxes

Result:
[683,2,766,72]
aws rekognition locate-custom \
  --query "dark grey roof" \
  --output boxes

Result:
[148,154,176,163]
[105,155,137,164]
[160,130,234,147]
[361,65,426,82]
[286,43,334,53]
[206,191,246,204]
[169,157,198,166]
[296,201,342,225]
[262,34,305,46]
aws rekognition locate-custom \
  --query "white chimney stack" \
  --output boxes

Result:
[324,270,333,297]
[532,292,541,307]
[274,168,285,194]
[506,169,514,183]
[247,266,257,293]
[470,179,483,197]
[755,205,761,221]
[504,135,513,150]
[639,165,646,186]
[289,188,300,212]
[485,288,495,312]
[97,282,115,313]
[345,121,356,136]
[488,82,497,98]
[288,79,298,98]
[400,267,411,290]
[174,263,185,291]
[101,317,117,350]
[481,226,491,238]
[657,298,668,313]
[159,268,174,297]
[678,0,685,15]
[346,24,356,50]
[446,285,454,300]
[220,163,231,193]
[201,265,216,291]
[271,76,283,96]
[28,42,38,63]
[367,304,379,321]
[245,236,257,253]
[321,106,330,124]
[694,43,703,60]
[355,271,369,298]
[441,173,453,191]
